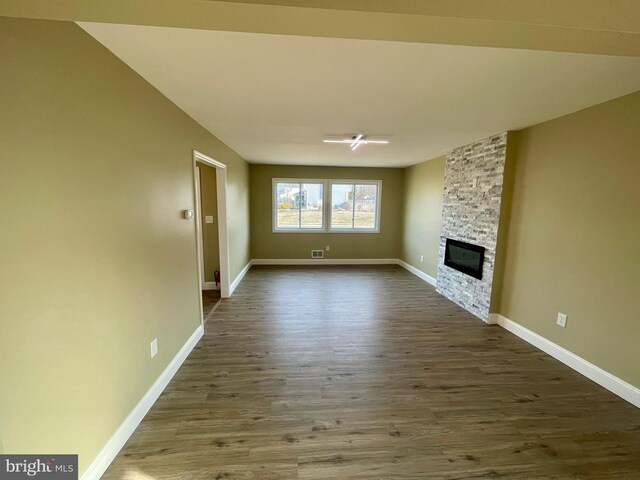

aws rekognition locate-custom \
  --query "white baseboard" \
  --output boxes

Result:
[229,260,253,295]
[80,324,204,480]
[490,314,639,408]
[251,258,398,265]
[397,260,437,286]
[202,281,218,291]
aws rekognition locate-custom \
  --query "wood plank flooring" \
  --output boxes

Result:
[202,289,221,320]
[103,266,640,480]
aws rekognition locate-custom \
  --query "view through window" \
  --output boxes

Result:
[275,181,324,230]
[330,183,378,230]
[273,179,380,232]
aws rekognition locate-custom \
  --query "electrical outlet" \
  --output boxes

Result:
[150,338,158,358]
[556,313,567,328]
[326,245,330,251]
[205,216,214,224]
[420,255,424,262]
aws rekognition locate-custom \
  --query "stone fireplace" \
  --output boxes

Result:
[436,132,507,321]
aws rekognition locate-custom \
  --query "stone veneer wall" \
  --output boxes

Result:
[436,132,507,321]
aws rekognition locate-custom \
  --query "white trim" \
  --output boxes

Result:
[490,314,640,408]
[323,229,381,234]
[252,258,397,265]
[215,165,231,298]
[80,324,204,480]
[328,179,381,233]
[202,281,218,291]
[230,260,253,295]
[272,178,326,233]
[194,151,226,169]
[193,150,231,300]
[194,166,205,286]
[397,260,437,286]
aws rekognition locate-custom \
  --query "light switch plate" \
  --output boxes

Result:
[150,338,158,358]
[557,313,567,328]
[205,216,214,224]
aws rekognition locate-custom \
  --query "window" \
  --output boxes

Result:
[274,180,324,231]
[329,182,379,231]
[273,179,381,233]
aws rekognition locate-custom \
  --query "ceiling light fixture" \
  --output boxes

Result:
[323,134,389,151]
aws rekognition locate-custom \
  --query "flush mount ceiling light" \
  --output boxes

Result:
[323,134,390,151]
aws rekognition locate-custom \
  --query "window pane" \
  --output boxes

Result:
[276,182,300,229]
[331,183,354,229]
[354,184,377,229]
[300,183,323,229]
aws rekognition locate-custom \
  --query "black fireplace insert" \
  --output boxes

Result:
[444,238,485,280]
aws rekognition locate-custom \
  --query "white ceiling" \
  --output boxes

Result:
[79,22,640,167]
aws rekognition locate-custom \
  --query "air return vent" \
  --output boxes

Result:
[311,250,324,259]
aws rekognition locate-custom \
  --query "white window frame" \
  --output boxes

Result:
[328,179,382,233]
[272,178,382,234]
[272,178,326,233]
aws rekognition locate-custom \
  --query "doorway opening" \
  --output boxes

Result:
[193,150,230,325]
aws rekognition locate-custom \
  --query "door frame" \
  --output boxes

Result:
[194,165,205,287]
[193,150,231,321]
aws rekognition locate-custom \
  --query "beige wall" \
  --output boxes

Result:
[197,162,220,282]
[496,91,640,387]
[1,13,638,473]
[0,17,249,470]
[401,93,640,388]
[400,156,445,278]
[250,164,403,259]
[491,131,519,311]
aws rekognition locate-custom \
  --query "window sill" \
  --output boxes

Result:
[272,229,380,234]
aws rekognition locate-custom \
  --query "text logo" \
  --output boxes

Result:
[0,455,77,480]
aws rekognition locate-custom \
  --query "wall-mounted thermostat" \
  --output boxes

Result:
[183,209,194,219]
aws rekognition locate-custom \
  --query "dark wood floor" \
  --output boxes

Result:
[202,289,221,320]
[104,266,640,479]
